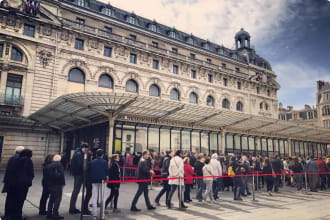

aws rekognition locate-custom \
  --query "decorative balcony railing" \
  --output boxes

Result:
[0,93,24,106]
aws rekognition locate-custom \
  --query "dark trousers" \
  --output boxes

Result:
[320,174,327,190]
[295,174,303,191]
[48,186,63,216]
[266,177,274,192]
[308,174,319,191]
[184,184,192,201]
[233,177,242,200]
[7,185,29,220]
[131,183,152,208]
[69,175,83,211]
[39,186,50,213]
[82,183,92,212]
[196,179,204,200]
[167,184,183,205]
[240,176,250,195]
[273,175,280,192]
[106,188,119,209]
[155,181,170,203]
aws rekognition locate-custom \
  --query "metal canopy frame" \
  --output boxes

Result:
[28,92,330,143]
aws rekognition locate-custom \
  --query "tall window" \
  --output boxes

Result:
[130,53,137,64]
[11,47,23,62]
[150,24,157,32]
[191,70,196,79]
[260,102,263,110]
[0,43,4,57]
[173,65,179,74]
[5,74,23,105]
[187,37,194,45]
[222,98,230,109]
[104,46,112,57]
[99,74,113,88]
[267,89,271,97]
[126,79,138,93]
[256,87,260,94]
[77,0,85,7]
[23,24,35,37]
[207,96,214,107]
[203,43,210,50]
[170,88,180,101]
[75,38,84,50]
[208,74,213,83]
[237,82,241,90]
[236,101,243,112]
[68,68,85,83]
[169,31,177,39]
[265,103,269,111]
[149,84,160,97]
[223,78,228,87]
[189,92,198,104]
[152,60,159,69]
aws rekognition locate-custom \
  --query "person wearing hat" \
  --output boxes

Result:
[69,143,89,214]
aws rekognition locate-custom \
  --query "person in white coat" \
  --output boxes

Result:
[211,153,222,200]
[203,158,214,202]
[166,150,187,209]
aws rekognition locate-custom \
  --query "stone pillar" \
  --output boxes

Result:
[0,70,8,94]
[60,131,65,153]
[288,138,292,157]
[221,129,226,155]
[108,117,115,157]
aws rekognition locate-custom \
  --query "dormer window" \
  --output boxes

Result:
[203,42,210,50]
[149,23,158,33]
[77,0,85,7]
[187,36,194,45]
[217,48,224,55]
[127,15,137,25]
[169,30,177,39]
[101,7,113,17]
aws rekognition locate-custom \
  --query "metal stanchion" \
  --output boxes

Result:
[256,171,259,192]
[252,173,258,202]
[179,177,182,209]
[304,171,309,195]
[99,180,105,220]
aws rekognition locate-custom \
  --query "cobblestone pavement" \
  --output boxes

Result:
[1,171,330,220]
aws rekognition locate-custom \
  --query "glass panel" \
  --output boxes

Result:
[201,132,209,154]
[234,135,241,152]
[126,80,138,93]
[171,129,180,152]
[149,84,160,97]
[0,44,3,57]
[210,133,217,153]
[99,74,113,88]
[182,131,190,153]
[226,134,233,150]
[192,132,200,153]
[69,68,85,83]
[218,133,222,154]
[160,129,170,153]
[11,47,23,62]
[268,139,273,152]
[170,89,180,100]
[148,128,159,153]
[242,136,248,150]
[261,138,267,153]
[122,125,135,154]
[284,140,288,155]
[273,139,278,154]
[135,127,147,153]
[255,137,261,151]
[248,137,255,151]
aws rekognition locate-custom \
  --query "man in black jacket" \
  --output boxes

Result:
[271,155,283,193]
[69,143,88,214]
[194,155,205,202]
[131,151,156,212]
[47,154,65,220]
[154,151,173,205]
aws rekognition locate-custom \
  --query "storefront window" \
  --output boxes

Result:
[182,131,191,152]
[210,133,217,153]
[192,131,200,153]
[201,132,209,154]
[255,137,261,152]
[284,140,289,156]
[242,136,248,150]
[273,139,279,155]
[226,134,233,152]
[160,129,170,153]
[234,135,241,153]
[171,129,181,152]
[114,125,122,153]
[135,127,147,153]
[148,127,159,152]
[261,138,267,154]
[248,137,255,151]
[122,125,135,154]
[218,133,222,153]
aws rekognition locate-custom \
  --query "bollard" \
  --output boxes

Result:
[179,177,182,209]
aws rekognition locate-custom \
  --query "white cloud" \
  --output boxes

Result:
[101,0,295,48]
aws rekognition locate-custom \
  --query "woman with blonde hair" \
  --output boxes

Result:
[184,157,195,203]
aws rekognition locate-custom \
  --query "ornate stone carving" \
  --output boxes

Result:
[89,38,99,50]
[40,25,53,36]
[60,31,70,41]
[39,50,52,67]
[70,59,86,67]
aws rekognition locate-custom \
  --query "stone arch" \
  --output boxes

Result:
[94,66,119,85]
[145,77,165,95]
[184,86,200,99]
[220,93,233,109]
[203,89,219,106]
[61,59,93,81]
[120,72,145,89]
[2,40,33,68]
[166,82,183,96]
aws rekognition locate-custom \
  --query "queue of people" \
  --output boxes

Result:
[2,143,330,220]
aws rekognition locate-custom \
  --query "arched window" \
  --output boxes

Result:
[236,101,243,112]
[149,84,160,97]
[206,95,214,107]
[11,46,23,62]
[265,103,269,111]
[99,74,113,88]
[189,92,198,104]
[68,68,85,83]
[170,88,180,101]
[222,98,230,109]
[260,102,263,110]
[125,79,138,93]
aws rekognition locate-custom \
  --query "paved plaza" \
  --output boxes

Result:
[1,171,330,220]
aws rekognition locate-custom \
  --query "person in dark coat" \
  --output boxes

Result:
[46,154,66,220]
[105,154,121,213]
[69,143,88,214]
[82,150,93,215]
[263,158,274,195]
[306,156,319,192]
[154,151,173,206]
[271,155,283,192]
[39,154,55,215]
[194,155,205,202]
[12,149,35,220]
[131,151,156,212]
[2,146,25,220]
[231,156,243,201]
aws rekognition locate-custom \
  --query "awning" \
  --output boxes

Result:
[28,92,330,143]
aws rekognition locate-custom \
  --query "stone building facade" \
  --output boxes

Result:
[0,0,328,166]
[317,81,330,129]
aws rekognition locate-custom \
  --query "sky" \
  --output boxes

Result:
[101,0,330,109]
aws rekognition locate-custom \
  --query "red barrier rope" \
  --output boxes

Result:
[105,171,330,184]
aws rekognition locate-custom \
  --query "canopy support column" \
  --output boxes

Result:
[221,129,226,155]
[60,131,65,153]
[108,117,115,157]
[288,138,292,157]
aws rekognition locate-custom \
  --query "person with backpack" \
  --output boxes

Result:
[90,149,109,218]
[69,143,89,214]
[154,151,173,206]
[46,154,65,219]
[105,154,121,213]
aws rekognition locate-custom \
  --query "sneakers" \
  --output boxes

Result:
[147,206,156,210]
[69,208,81,214]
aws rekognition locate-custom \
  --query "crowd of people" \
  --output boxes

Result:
[2,144,330,220]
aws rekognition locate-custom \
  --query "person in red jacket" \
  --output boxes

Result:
[318,156,329,190]
[184,157,195,202]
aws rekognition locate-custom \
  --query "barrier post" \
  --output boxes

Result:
[256,171,259,192]
[304,171,309,194]
[99,180,105,220]
[150,176,153,190]
[179,177,182,210]
[252,172,258,202]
